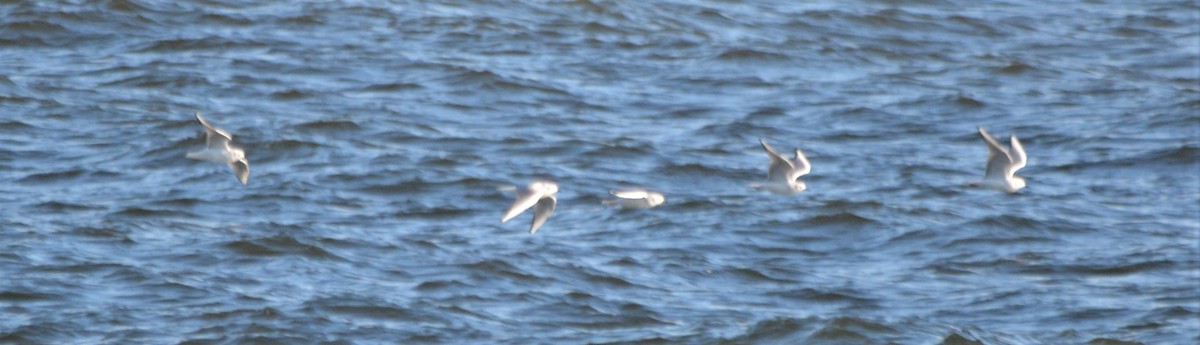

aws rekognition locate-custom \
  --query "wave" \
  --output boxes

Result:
[0,290,62,302]
[657,162,745,181]
[579,139,658,160]
[691,119,780,139]
[940,332,985,345]
[1061,259,1175,276]
[303,295,447,323]
[99,72,212,89]
[807,212,879,227]
[223,235,343,260]
[29,201,104,212]
[715,48,793,61]
[108,206,195,219]
[270,89,313,100]
[135,36,268,52]
[460,259,540,282]
[295,119,363,132]
[1051,145,1198,172]
[357,82,423,92]
[414,279,469,292]
[435,66,571,97]
[0,20,70,33]
[16,169,81,182]
[390,204,474,220]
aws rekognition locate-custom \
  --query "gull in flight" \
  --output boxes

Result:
[501,179,558,234]
[186,112,249,185]
[603,188,665,209]
[753,138,811,195]
[972,127,1026,193]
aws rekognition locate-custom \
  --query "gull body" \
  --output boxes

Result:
[974,127,1026,193]
[501,179,558,234]
[186,113,249,185]
[603,188,666,209]
[755,138,811,195]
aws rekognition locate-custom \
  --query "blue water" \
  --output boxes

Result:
[1,1,1198,343]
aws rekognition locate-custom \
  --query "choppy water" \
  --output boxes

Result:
[2,0,1198,344]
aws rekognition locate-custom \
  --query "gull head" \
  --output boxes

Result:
[1008,175,1026,192]
[531,179,558,196]
[777,181,806,195]
[646,192,666,207]
[228,145,246,161]
[792,180,807,193]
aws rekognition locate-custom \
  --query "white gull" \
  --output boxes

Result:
[753,138,811,195]
[186,112,249,185]
[500,179,558,234]
[603,188,665,209]
[973,127,1027,193]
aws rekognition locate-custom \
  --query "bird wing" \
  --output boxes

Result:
[529,195,557,234]
[228,159,250,185]
[760,139,795,182]
[979,127,1013,180]
[196,113,234,148]
[1007,134,1026,177]
[791,148,811,179]
[610,188,650,200]
[501,184,544,222]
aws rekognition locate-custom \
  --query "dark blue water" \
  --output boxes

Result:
[1,1,1197,343]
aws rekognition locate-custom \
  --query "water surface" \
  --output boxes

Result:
[1,0,1198,343]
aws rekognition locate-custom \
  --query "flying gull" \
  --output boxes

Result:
[603,188,665,209]
[186,112,249,185]
[754,138,811,195]
[973,127,1026,193]
[501,179,558,234]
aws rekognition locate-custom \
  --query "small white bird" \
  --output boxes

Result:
[973,127,1027,193]
[754,138,811,195]
[603,188,665,209]
[186,113,249,185]
[500,179,558,234]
